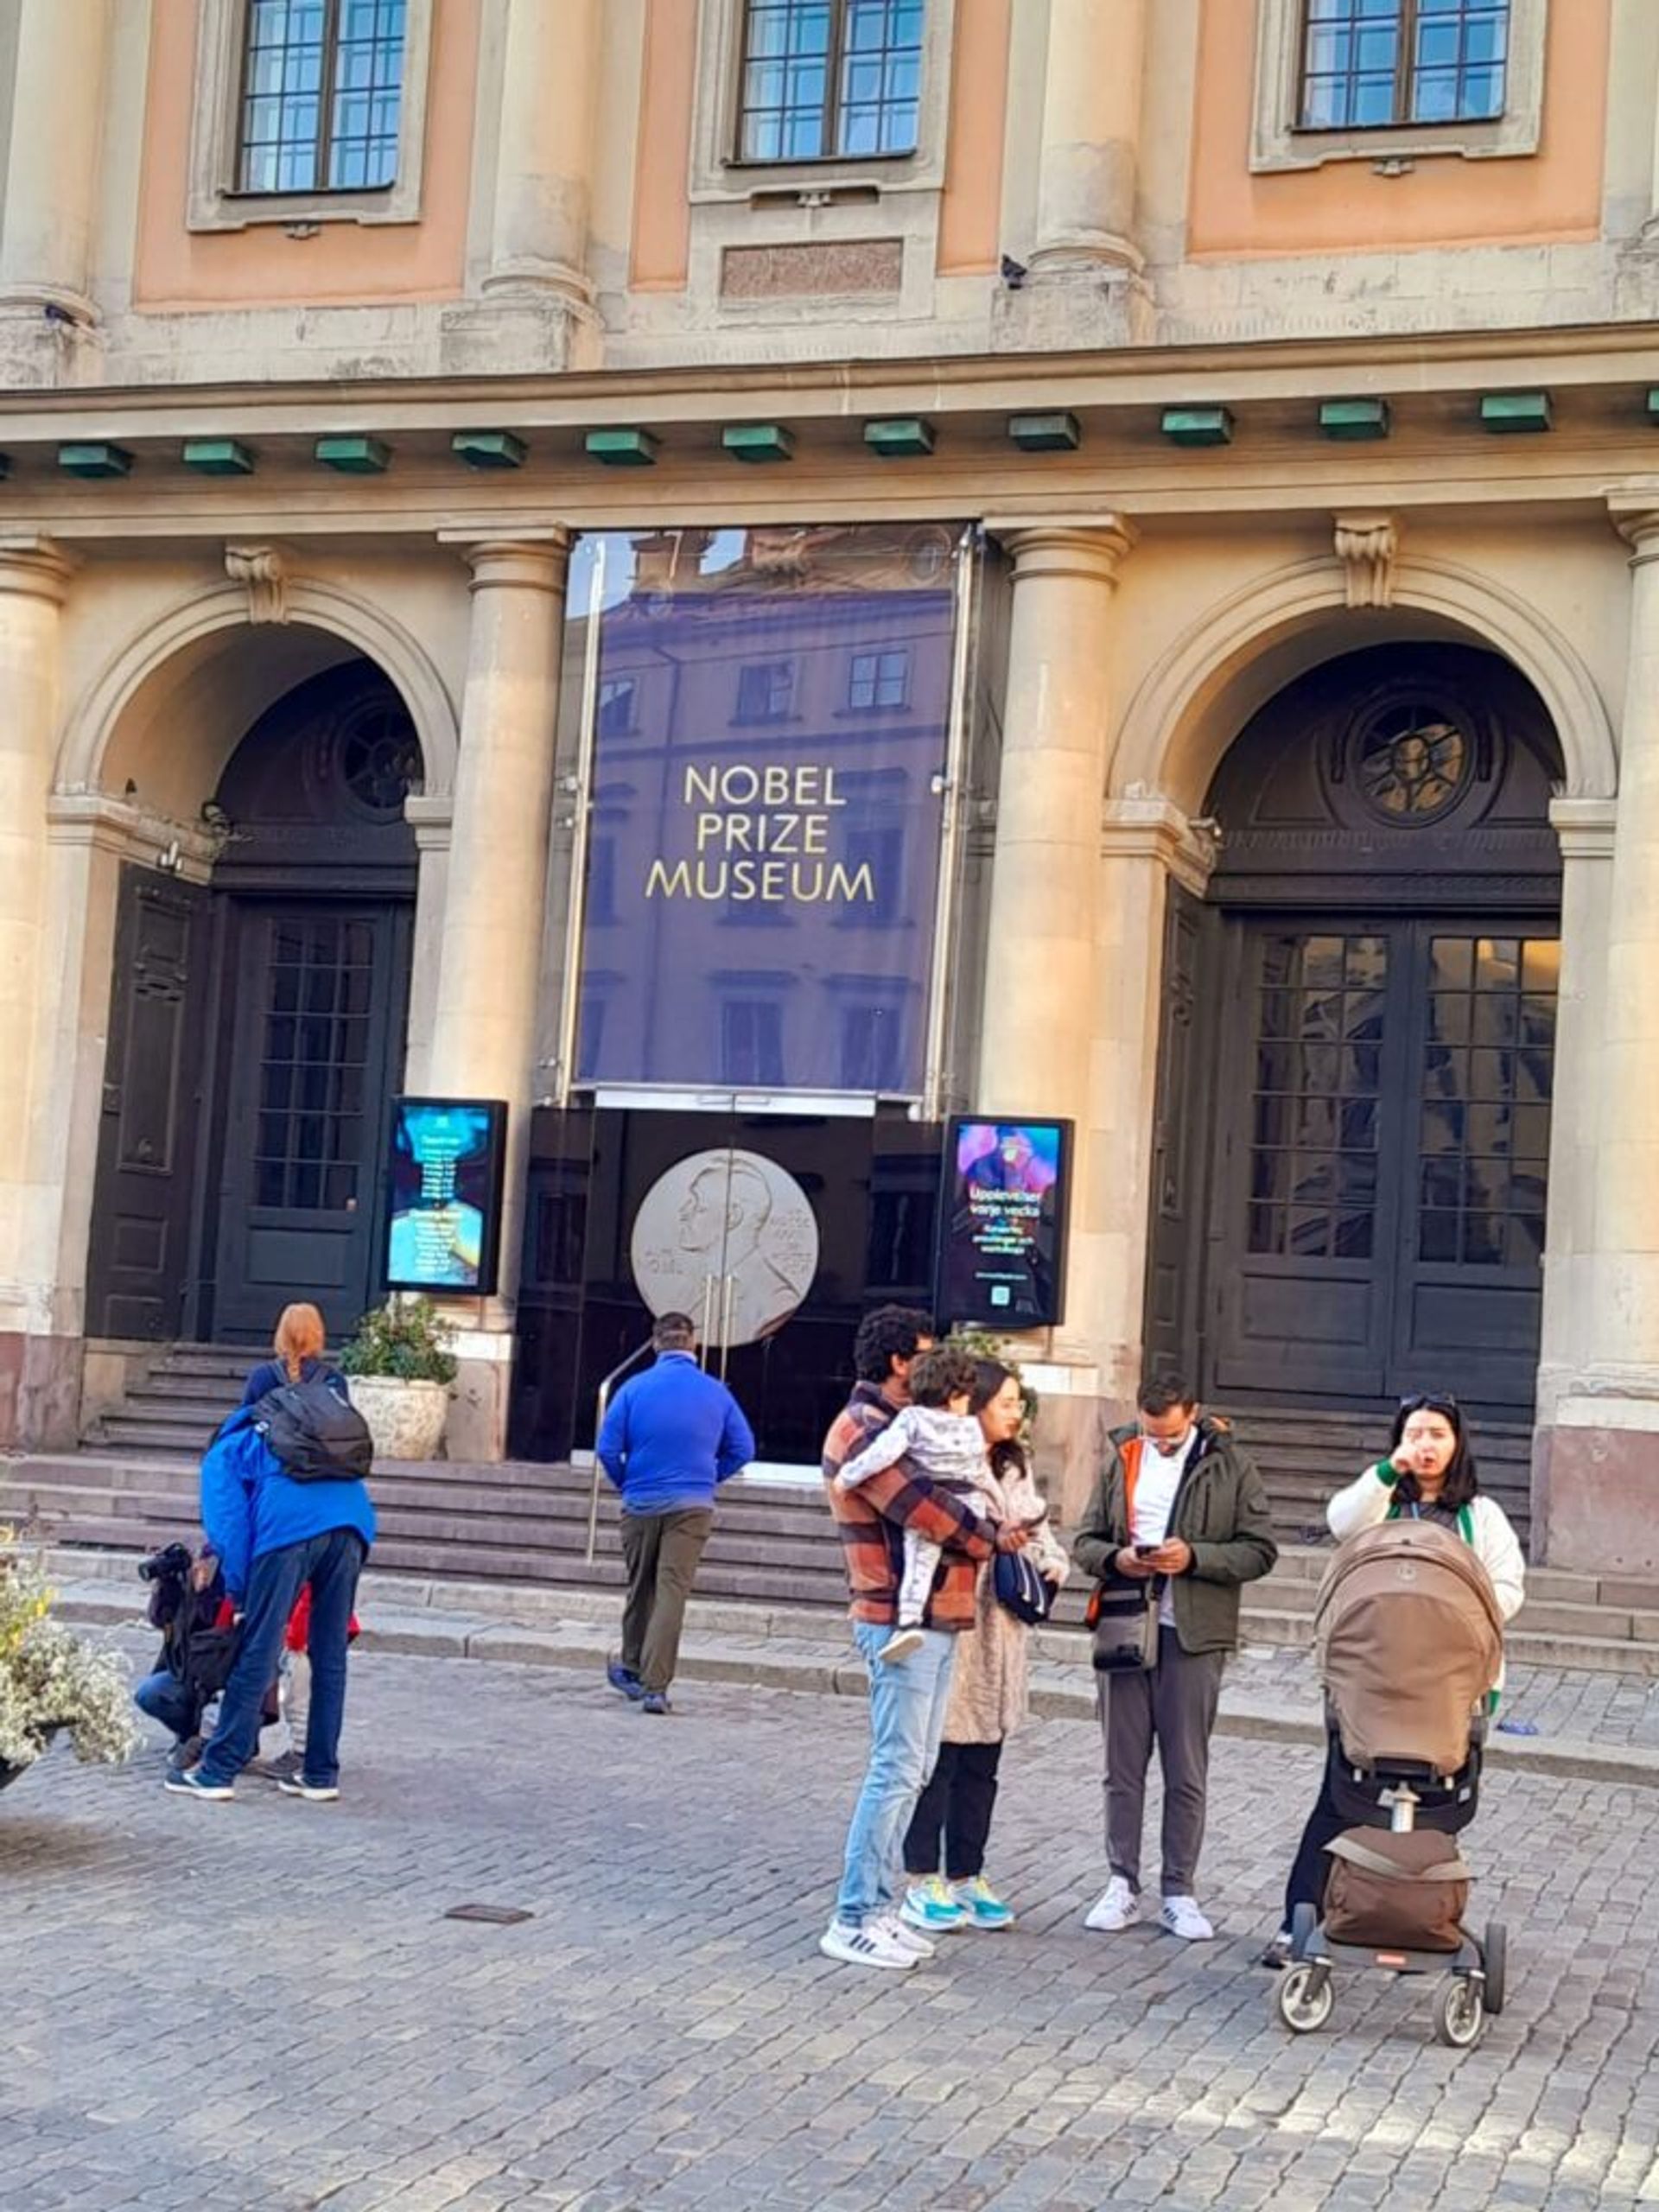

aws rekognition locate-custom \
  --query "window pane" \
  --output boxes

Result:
[738,0,833,160]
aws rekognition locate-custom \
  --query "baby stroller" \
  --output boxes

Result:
[1273,1519,1510,2048]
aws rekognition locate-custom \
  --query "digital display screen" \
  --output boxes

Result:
[936,1118,1071,1329]
[385,1098,507,1296]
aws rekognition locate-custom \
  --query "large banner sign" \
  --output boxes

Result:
[570,524,963,1096]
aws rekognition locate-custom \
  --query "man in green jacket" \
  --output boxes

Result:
[1071,1378,1276,1942]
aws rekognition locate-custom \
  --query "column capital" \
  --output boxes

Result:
[1100,792,1218,896]
[987,516,1138,588]
[1548,794,1618,861]
[0,534,73,603]
[1606,493,1659,560]
[440,531,571,595]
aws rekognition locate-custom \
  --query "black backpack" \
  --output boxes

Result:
[255,1379,373,1482]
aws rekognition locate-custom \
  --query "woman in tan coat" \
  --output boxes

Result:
[899,1359,1070,1932]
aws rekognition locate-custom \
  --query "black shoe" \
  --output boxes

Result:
[1258,1931,1292,1972]
[641,1691,672,1715]
[607,1659,645,1701]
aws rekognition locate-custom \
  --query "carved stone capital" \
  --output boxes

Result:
[225,543,289,624]
[1333,513,1400,610]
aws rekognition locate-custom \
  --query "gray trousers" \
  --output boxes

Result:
[1100,1624,1226,1897]
[620,1508,713,1694]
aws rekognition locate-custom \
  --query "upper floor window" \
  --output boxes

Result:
[1298,0,1508,132]
[735,659,796,724]
[848,648,910,711]
[238,0,407,194]
[736,0,924,163]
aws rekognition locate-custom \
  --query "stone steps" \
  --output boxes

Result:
[7,1446,1657,1675]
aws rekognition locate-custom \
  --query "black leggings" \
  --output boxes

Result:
[903,1738,1003,1882]
[1283,1770,1347,1929]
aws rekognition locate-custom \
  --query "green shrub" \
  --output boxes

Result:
[339,1295,458,1386]
[945,1325,1039,1440]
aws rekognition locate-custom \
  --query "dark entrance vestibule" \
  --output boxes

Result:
[86,661,421,1350]
[1144,643,1563,1419]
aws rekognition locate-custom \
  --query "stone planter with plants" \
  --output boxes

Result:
[1,1529,138,1793]
[340,1295,458,1463]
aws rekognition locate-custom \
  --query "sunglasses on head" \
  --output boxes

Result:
[1397,1393,1459,1418]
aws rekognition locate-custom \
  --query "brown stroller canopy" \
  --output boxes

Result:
[1313,1519,1504,1781]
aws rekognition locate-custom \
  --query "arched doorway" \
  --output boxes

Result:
[86,662,422,1346]
[1143,641,1562,1417]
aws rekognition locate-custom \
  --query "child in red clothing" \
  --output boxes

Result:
[267,1583,362,1783]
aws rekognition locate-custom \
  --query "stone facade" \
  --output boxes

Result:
[0,0,1651,1559]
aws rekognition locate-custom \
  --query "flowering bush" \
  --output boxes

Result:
[0,1530,138,1773]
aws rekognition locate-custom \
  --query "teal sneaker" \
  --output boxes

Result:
[899,1874,968,1932]
[953,1876,1015,1930]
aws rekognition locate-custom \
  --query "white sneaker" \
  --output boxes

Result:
[1160,1894,1216,1942]
[878,1626,926,1665]
[869,1910,936,1959]
[1084,1876,1141,1931]
[818,1917,917,1971]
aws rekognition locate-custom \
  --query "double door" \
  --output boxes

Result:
[1205,917,1558,1408]
[210,900,410,1341]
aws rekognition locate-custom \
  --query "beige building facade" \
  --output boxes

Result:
[0,0,1656,1567]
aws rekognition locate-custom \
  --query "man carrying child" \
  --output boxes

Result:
[819,1310,1029,1972]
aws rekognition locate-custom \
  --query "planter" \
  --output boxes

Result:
[346,1375,449,1464]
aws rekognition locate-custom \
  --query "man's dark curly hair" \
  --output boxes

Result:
[851,1304,935,1384]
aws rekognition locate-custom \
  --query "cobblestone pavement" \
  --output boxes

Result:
[3,1639,1658,2212]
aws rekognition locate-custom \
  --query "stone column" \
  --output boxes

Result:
[424,537,569,1459]
[1535,509,1659,1568]
[977,519,1135,1513]
[1030,0,1148,276]
[0,0,111,326]
[0,537,75,1448]
[482,0,601,305]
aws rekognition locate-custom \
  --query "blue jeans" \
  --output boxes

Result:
[195,1529,365,1789]
[835,1624,957,1928]
[133,1669,197,1744]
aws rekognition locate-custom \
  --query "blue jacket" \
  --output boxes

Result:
[595,1351,755,1515]
[200,1409,377,1601]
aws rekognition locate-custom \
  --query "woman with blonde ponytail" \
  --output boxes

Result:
[239,1303,347,1408]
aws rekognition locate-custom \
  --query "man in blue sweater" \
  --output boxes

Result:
[164,1406,376,1802]
[597,1311,755,1714]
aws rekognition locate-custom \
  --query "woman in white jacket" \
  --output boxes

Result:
[1263,1393,1526,1965]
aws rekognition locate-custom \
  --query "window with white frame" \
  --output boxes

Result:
[1252,0,1544,170]
[1299,0,1508,130]
[238,0,406,193]
[735,0,924,163]
[188,0,435,230]
[848,648,911,711]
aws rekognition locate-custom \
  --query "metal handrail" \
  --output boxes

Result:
[585,1338,654,1563]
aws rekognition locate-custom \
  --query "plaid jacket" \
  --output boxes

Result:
[822,1382,995,1630]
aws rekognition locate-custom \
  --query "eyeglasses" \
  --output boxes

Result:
[1397,1393,1459,1418]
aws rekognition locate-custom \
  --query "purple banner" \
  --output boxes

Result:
[572,524,962,1095]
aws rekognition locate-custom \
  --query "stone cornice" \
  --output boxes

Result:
[1548,796,1618,860]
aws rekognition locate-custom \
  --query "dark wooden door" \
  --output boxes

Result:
[1142,881,1212,1385]
[1207,918,1556,1409]
[86,869,209,1340]
[210,902,410,1343]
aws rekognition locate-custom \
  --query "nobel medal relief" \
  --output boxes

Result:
[629,1149,821,1348]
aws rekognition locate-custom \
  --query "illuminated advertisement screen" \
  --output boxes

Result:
[385,1098,507,1296]
[936,1118,1072,1329]
[569,523,965,1096]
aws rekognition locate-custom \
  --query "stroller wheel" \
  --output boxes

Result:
[1482,1922,1508,2017]
[1433,1974,1485,2049]
[1274,1962,1334,2036]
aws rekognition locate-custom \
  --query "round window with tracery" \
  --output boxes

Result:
[1353,700,1471,823]
[337,698,422,817]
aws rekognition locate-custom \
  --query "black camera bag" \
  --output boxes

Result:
[256,1379,373,1481]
